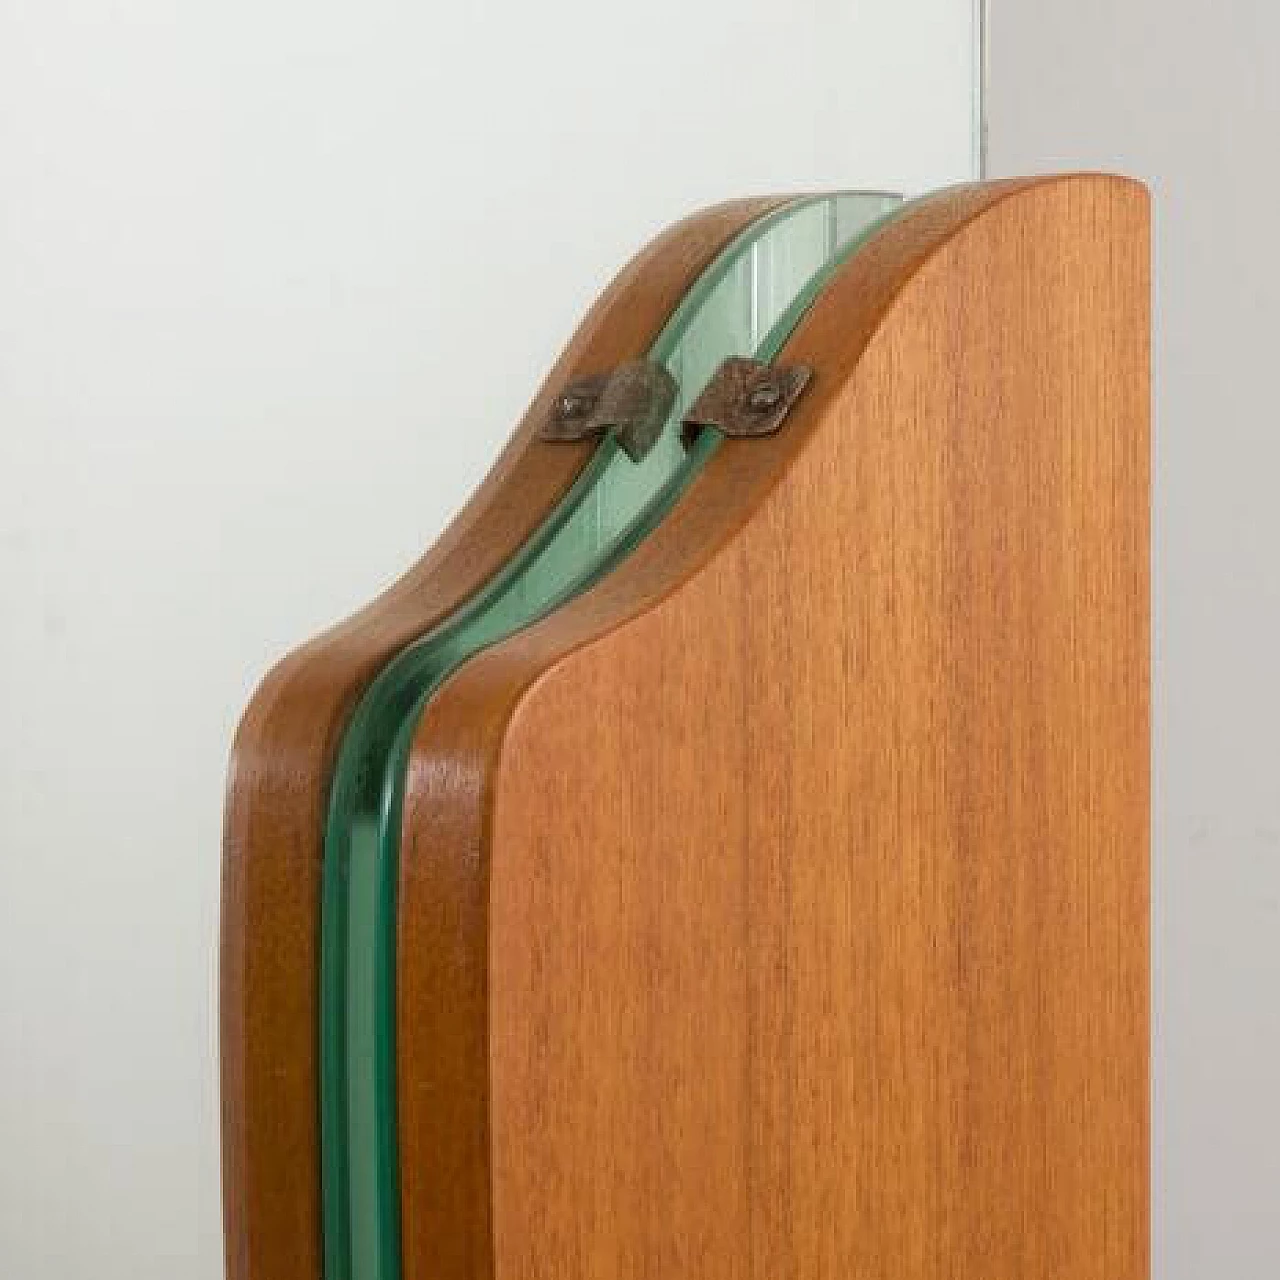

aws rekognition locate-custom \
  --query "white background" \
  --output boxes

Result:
[989,4,1280,1276]
[0,2,977,1275]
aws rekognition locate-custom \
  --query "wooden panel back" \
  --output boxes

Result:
[397,176,1150,1280]
[220,197,786,1280]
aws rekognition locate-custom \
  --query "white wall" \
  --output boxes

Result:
[988,5,1280,1278]
[0,3,977,1276]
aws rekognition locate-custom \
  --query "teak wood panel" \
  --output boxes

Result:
[397,176,1150,1280]
[219,196,787,1280]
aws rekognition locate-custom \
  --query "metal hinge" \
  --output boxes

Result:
[539,360,678,462]
[540,355,811,461]
[682,357,811,440]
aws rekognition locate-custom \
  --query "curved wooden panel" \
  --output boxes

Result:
[397,176,1149,1280]
[220,196,787,1280]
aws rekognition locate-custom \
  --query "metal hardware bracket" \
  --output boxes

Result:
[682,356,811,441]
[540,360,678,462]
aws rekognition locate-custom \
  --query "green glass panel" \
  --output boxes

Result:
[320,190,903,1280]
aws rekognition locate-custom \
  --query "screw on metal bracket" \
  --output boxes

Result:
[539,360,678,462]
[556,383,603,421]
[682,356,812,441]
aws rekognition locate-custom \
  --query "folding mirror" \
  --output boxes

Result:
[225,175,1151,1280]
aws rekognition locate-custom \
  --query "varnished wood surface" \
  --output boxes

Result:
[219,196,788,1280]
[397,176,1150,1280]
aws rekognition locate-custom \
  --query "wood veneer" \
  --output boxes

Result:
[397,176,1150,1280]
[220,196,787,1280]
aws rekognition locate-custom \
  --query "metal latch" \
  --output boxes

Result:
[682,357,811,440]
[540,360,678,462]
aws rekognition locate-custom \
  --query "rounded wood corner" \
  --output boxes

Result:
[397,173,1150,1280]
[219,194,789,1280]
[399,175,1150,801]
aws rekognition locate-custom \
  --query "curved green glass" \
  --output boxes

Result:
[320,190,903,1280]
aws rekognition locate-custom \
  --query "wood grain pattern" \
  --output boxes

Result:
[219,197,786,1280]
[397,176,1150,1280]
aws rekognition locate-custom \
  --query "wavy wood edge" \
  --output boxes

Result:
[396,175,1150,1280]
[219,196,789,1280]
